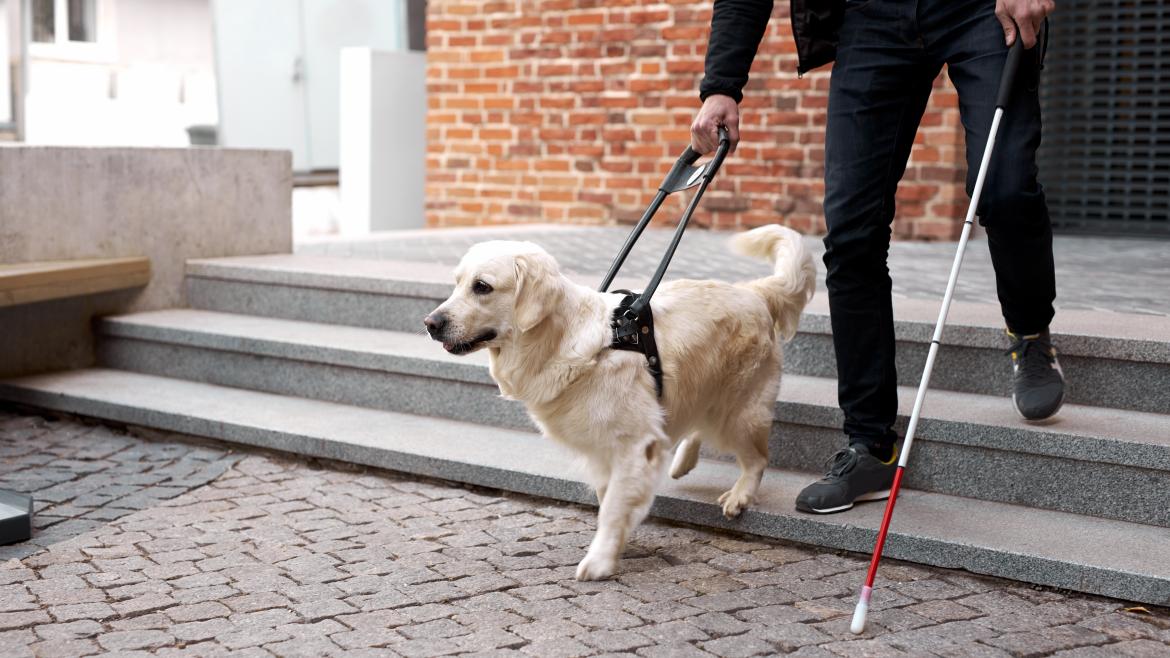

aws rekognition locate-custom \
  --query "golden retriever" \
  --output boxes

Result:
[425,225,816,580]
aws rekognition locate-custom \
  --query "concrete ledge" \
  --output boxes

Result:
[1,368,1167,606]
[0,146,292,378]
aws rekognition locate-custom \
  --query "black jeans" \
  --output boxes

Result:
[823,0,1055,449]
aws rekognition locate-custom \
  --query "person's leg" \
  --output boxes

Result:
[822,0,940,457]
[927,0,1055,334]
[928,0,1064,419]
[797,0,941,514]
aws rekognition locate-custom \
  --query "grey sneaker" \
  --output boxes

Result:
[795,444,897,514]
[1007,329,1065,421]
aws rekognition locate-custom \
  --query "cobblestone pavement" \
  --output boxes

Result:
[0,412,241,562]
[298,227,1170,317]
[3,411,1169,658]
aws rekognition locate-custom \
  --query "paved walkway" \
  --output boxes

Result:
[2,410,1168,657]
[298,226,1170,317]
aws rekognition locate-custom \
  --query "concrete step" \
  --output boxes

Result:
[186,255,1170,414]
[1,368,1167,607]
[95,309,1170,529]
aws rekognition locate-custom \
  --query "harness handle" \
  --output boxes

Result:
[598,126,731,295]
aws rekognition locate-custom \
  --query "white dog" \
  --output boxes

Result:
[425,225,816,580]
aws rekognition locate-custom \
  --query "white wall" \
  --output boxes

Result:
[212,0,406,172]
[339,48,425,234]
[0,0,11,125]
[23,0,217,146]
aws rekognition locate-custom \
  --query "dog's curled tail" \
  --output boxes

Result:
[731,224,817,342]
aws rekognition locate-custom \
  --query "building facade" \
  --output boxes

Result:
[424,0,1167,238]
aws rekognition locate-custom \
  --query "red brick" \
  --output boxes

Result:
[425,0,965,236]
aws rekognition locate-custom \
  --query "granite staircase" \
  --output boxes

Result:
[2,253,1168,606]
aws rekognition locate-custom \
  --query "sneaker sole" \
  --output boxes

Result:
[796,489,892,515]
[1013,391,1065,422]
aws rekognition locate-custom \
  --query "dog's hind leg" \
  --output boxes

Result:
[669,434,702,479]
[716,413,771,519]
[576,435,669,581]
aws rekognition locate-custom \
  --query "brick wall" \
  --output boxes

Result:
[425,0,967,239]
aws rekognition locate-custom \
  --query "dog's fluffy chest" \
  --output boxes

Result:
[522,350,665,457]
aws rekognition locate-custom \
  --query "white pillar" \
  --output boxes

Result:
[339,47,426,235]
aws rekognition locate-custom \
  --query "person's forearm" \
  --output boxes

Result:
[699,0,774,103]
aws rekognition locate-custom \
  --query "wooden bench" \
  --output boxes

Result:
[0,257,151,307]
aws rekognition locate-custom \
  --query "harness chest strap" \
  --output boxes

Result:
[610,290,664,398]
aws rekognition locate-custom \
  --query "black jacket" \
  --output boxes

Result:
[699,0,843,102]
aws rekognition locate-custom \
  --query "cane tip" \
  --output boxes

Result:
[850,604,868,634]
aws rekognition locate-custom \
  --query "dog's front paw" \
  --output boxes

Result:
[718,488,754,518]
[575,552,616,581]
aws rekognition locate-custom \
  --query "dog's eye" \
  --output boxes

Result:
[472,280,493,295]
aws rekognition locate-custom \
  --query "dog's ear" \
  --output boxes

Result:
[513,251,561,333]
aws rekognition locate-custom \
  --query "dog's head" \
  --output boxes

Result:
[425,240,563,355]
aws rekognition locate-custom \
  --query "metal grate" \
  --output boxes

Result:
[1038,1,1170,236]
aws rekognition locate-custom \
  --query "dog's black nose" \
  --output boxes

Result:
[424,313,447,337]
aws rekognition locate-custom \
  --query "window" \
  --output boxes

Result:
[68,0,97,43]
[32,0,54,43]
[32,0,98,45]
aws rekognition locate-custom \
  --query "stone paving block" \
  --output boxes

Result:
[170,618,234,643]
[293,597,358,622]
[455,628,527,653]
[708,553,777,574]
[218,626,293,651]
[171,583,239,604]
[106,612,170,631]
[331,627,401,650]
[47,602,114,623]
[637,641,716,658]
[866,607,937,633]
[264,635,343,657]
[389,637,463,658]
[638,620,713,646]
[627,599,704,623]
[569,607,645,631]
[958,591,1037,615]
[755,623,835,652]
[580,629,654,652]
[112,593,177,616]
[930,642,1015,658]
[452,610,526,630]
[735,604,821,626]
[28,637,101,657]
[1103,639,1170,657]
[97,629,175,651]
[33,619,103,641]
[686,592,759,614]
[622,581,696,604]
[164,601,231,623]
[397,618,471,640]
[1077,613,1167,641]
[520,637,595,658]
[983,623,1112,656]
[0,629,36,658]
[820,638,914,657]
[906,599,984,623]
[701,632,776,658]
[690,611,755,638]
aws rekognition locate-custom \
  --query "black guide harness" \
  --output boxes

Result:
[599,127,732,398]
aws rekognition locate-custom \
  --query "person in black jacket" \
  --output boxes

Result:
[691,0,1063,514]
